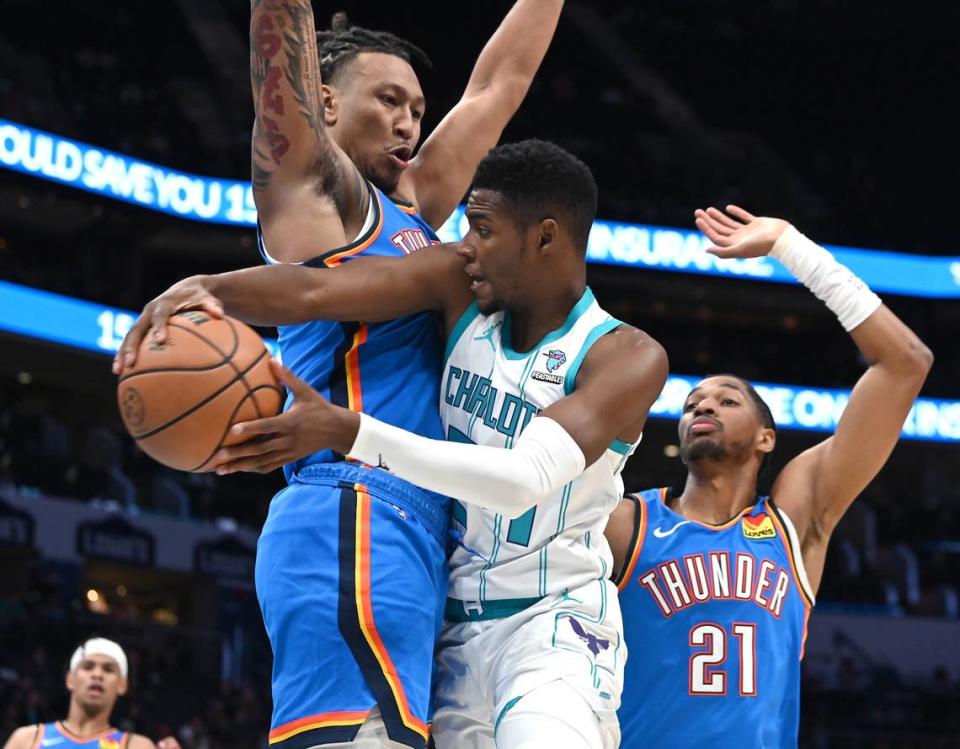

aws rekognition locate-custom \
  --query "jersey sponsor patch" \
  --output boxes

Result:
[742,512,776,540]
[531,348,567,384]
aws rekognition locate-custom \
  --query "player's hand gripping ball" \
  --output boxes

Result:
[116,312,282,471]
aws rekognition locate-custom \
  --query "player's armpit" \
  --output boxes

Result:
[541,326,669,466]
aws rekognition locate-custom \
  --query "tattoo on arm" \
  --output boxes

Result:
[250,0,333,194]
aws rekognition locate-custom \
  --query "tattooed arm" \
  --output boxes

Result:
[250,0,365,262]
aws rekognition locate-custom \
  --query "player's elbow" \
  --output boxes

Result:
[894,337,934,382]
[911,340,934,374]
[480,479,543,519]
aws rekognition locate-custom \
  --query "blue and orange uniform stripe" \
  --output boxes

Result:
[256,178,446,748]
[338,483,430,745]
[321,189,385,268]
[268,711,370,745]
[345,325,368,412]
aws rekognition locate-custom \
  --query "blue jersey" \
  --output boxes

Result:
[31,722,128,748]
[258,182,447,484]
[615,488,814,749]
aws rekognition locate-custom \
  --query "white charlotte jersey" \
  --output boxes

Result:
[443,288,639,603]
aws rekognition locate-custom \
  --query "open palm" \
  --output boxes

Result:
[694,205,790,259]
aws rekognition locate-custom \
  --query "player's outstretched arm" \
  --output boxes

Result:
[250,0,364,262]
[113,245,471,374]
[697,205,933,591]
[2,726,39,749]
[403,0,564,228]
[220,324,668,512]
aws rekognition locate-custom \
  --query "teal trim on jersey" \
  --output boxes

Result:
[556,482,573,530]
[538,546,548,597]
[494,696,524,736]
[445,595,543,622]
[500,287,596,360]
[447,425,475,531]
[480,513,503,601]
[444,301,481,364]
[514,347,540,411]
[550,572,608,649]
[608,438,632,456]
[563,316,623,395]
[540,481,573,595]
[506,507,537,546]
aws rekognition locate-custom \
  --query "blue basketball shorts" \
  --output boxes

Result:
[255,462,449,748]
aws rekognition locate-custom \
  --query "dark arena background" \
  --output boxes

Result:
[1,1,958,746]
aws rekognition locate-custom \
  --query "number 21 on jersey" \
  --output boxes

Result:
[689,622,757,697]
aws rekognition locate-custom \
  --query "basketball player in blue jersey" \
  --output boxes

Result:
[117,3,562,747]
[126,140,668,748]
[602,205,932,748]
[2,638,179,749]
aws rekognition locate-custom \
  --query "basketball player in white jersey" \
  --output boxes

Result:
[3,638,180,749]
[118,140,668,748]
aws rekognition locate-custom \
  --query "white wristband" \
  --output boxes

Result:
[771,226,882,331]
[347,414,586,519]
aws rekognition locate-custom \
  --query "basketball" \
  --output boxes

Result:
[116,311,283,472]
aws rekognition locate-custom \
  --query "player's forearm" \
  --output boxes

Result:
[250,0,334,195]
[771,227,932,376]
[465,0,564,98]
[202,266,330,326]
[347,414,585,517]
[848,306,933,380]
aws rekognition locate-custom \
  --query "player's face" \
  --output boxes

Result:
[460,190,532,315]
[326,52,425,195]
[65,655,126,713]
[678,377,769,465]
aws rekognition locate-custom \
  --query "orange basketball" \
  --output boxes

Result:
[117,311,282,472]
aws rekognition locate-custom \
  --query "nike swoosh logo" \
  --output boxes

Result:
[653,520,692,538]
[42,740,65,747]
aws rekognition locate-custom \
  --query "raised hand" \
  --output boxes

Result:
[112,277,224,374]
[213,359,360,475]
[694,205,790,259]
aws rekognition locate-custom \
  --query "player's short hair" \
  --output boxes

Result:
[317,12,432,85]
[472,139,599,250]
[704,373,778,476]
